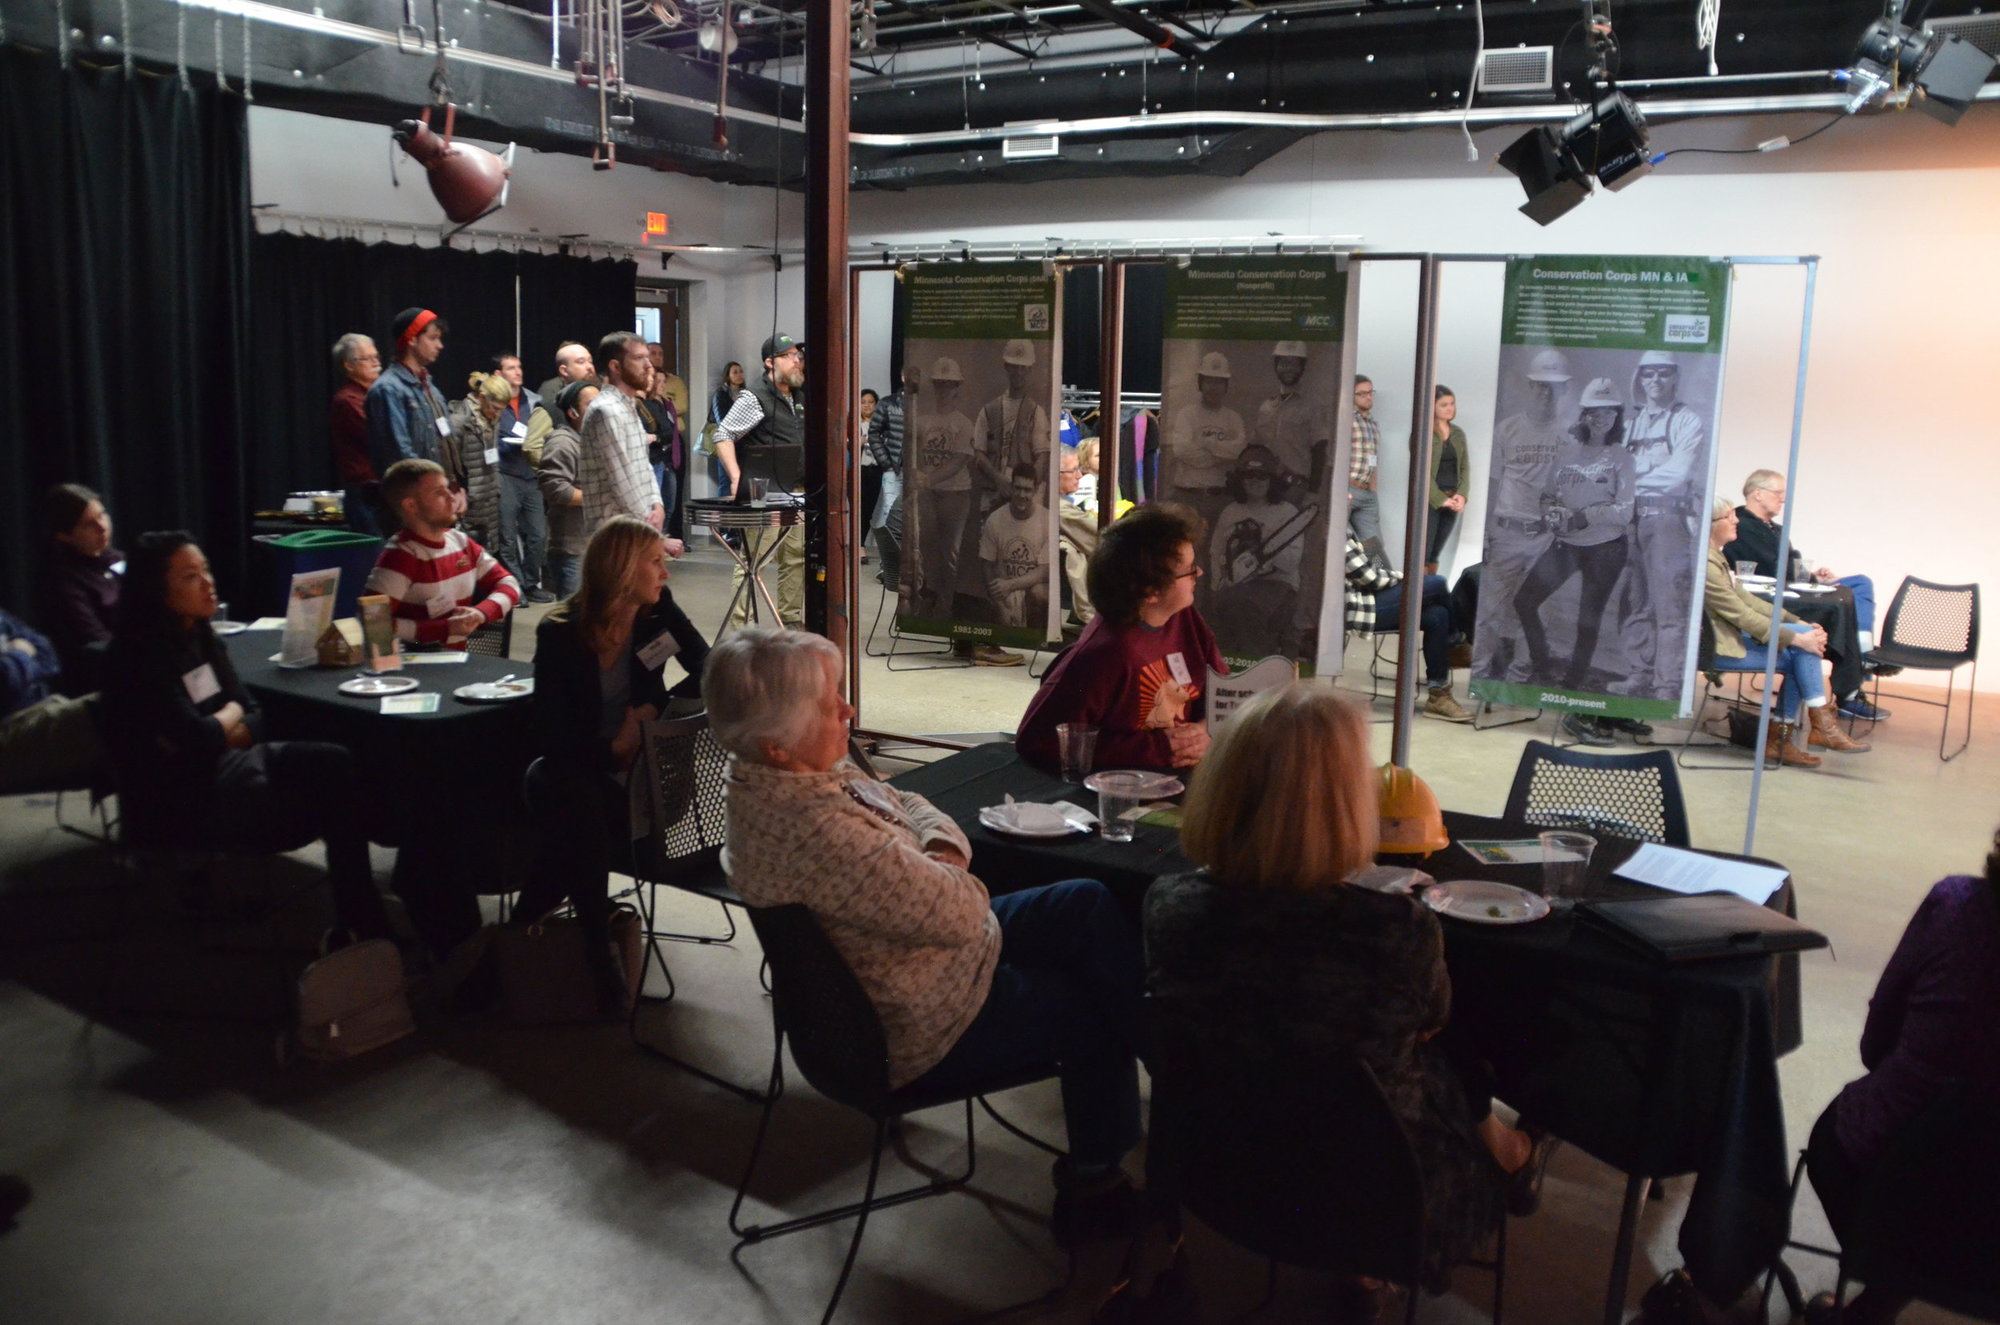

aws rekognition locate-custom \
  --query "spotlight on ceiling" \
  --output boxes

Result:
[1496,91,1651,226]
[1837,2,1997,125]
[393,105,514,230]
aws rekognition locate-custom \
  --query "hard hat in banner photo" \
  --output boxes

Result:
[1578,377,1623,409]
[1272,340,1309,359]
[1525,348,1573,383]
[1002,339,1036,367]
[1636,349,1680,370]
[1197,351,1233,379]
[930,356,964,382]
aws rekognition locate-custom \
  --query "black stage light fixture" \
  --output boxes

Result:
[1498,92,1651,227]
[1840,4,1998,125]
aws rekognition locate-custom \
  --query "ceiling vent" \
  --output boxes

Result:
[1926,13,2000,58]
[1481,45,1555,94]
[1001,132,1061,160]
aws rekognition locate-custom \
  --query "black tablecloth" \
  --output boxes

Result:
[892,742,1806,1303]
[223,631,535,845]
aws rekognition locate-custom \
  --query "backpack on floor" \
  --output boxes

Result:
[295,934,416,1063]
[490,903,643,1025]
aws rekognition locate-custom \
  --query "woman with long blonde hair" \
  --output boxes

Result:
[520,515,708,1015]
[1146,682,1553,1298]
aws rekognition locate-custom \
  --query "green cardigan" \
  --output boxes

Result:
[1428,424,1469,510]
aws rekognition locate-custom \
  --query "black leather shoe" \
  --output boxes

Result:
[1506,1130,1561,1216]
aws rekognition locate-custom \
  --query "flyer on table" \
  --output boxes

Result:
[895,261,1064,652]
[1156,256,1356,675]
[1470,255,1732,721]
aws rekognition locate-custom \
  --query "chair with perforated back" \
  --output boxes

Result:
[462,609,513,659]
[1863,577,1979,761]
[732,903,1066,1325]
[1504,740,1692,847]
[1144,994,1506,1322]
[627,712,768,1099]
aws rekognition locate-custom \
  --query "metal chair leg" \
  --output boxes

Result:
[1603,1174,1650,1325]
[818,1120,888,1324]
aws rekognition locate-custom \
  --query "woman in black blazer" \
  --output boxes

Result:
[523,515,707,1013]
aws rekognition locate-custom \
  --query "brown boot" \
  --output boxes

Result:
[1807,704,1871,753]
[1765,721,1822,768]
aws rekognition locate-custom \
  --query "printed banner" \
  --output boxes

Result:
[896,261,1063,650]
[1470,255,1732,720]
[1157,257,1354,673]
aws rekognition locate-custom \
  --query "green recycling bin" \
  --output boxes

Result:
[252,529,385,620]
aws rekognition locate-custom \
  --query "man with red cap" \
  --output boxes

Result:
[365,308,461,527]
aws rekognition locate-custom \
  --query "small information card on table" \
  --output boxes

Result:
[380,693,440,716]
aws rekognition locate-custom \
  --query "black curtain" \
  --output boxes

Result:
[1057,262,1168,397]
[0,49,253,610]
[246,234,635,498]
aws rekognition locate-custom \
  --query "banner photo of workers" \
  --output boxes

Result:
[896,261,1064,652]
[1156,256,1355,673]
[1471,254,1733,722]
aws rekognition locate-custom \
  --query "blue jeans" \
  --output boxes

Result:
[651,461,679,534]
[1836,574,1876,635]
[496,471,547,588]
[907,879,1142,1167]
[1371,573,1454,687]
[544,551,581,599]
[1711,631,1826,719]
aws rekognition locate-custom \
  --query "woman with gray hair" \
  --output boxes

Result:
[707,627,1146,1246]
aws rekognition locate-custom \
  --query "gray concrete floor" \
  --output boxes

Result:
[1,539,1991,1323]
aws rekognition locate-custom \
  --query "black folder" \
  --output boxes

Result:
[1580,893,1829,964]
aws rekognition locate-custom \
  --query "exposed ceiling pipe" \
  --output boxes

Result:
[848,85,2000,147]
[1069,0,1205,60]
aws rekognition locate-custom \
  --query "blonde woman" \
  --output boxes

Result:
[1145,682,1554,1292]
[521,515,708,1015]
[447,370,513,549]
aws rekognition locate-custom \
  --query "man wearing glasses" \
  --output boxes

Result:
[1622,350,1707,697]
[328,333,384,534]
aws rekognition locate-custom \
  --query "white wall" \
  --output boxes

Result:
[846,110,2000,686]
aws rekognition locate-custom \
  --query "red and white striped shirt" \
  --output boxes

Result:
[366,528,520,646]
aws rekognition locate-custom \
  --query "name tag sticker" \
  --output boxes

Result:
[636,630,681,670]
[509,422,528,439]
[434,416,453,438]
[1165,652,1193,687]
[483,446,500,467]
[182,663,221,704]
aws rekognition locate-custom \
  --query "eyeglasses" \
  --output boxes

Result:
[1172,564,1204,580]
[1637,367,1678,380]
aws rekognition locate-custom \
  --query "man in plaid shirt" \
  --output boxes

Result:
[1348,375,1383,556]
[1343,536,1470,722]
[580,331,667,537]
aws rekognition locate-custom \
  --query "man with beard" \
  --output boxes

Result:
[1475,349,1570,682]
[981,464,1052,629]
[580,331,667,535]
[1621,350,1706,697]
[713,333,809,627]
[1347,374,1383,556]
[1253,340,1330,490]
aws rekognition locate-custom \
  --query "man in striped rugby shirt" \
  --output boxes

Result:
[366,458,521,649]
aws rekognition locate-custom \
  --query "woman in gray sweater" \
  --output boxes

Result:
[708,627,1144,1245]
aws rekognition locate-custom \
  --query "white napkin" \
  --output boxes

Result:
[993,799,1072,833]
[1350,866,1435,896]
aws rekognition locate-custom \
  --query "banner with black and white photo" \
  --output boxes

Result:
[1470,255,1732,720]
[1158,256,1355,674]
[896,261,1063,651]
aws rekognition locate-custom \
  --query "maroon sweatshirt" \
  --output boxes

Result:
[1015,608,1226,774]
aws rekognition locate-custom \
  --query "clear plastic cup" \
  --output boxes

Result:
[1538,830,1597,903]
[1057,723,1098,783]
[1085,770,1180,843]
[1734,561,1758,581]
[748,476,770,507]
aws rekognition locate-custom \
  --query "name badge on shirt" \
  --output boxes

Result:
[508,422,528,440]
[483,446,501,467]
[182,663,221,704]
[434,416,453,438]
[1165,651,1193,688]
[636,630,681,670]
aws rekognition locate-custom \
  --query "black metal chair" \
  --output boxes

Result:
[1862,577,1979,761]
[1142,995,1507,1323]
[462,609,514,659]
[732,903,1066,1325]
[1763,1083,2000,1323]
[1504,740,1692,847]
[627,713,770,1101]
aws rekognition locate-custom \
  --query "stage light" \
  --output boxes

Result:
[1838,3,1996,125]
[393,105,515,229]
[1497,92,1652,227]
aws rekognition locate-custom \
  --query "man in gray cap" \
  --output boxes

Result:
[1163,349,1246,546]
[1476,348,1572,682]
[713,331,808,625]
[1621,349,1707,696]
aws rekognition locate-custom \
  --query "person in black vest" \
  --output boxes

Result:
[712,333,808,627]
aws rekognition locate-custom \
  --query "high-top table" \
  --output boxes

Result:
[892,741,1810,1317]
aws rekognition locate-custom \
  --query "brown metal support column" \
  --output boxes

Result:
[804,2,851,655]
[1097,259,1124,532]
[846,264,865,715]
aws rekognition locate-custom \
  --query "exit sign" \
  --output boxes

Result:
[644,212,669,236]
